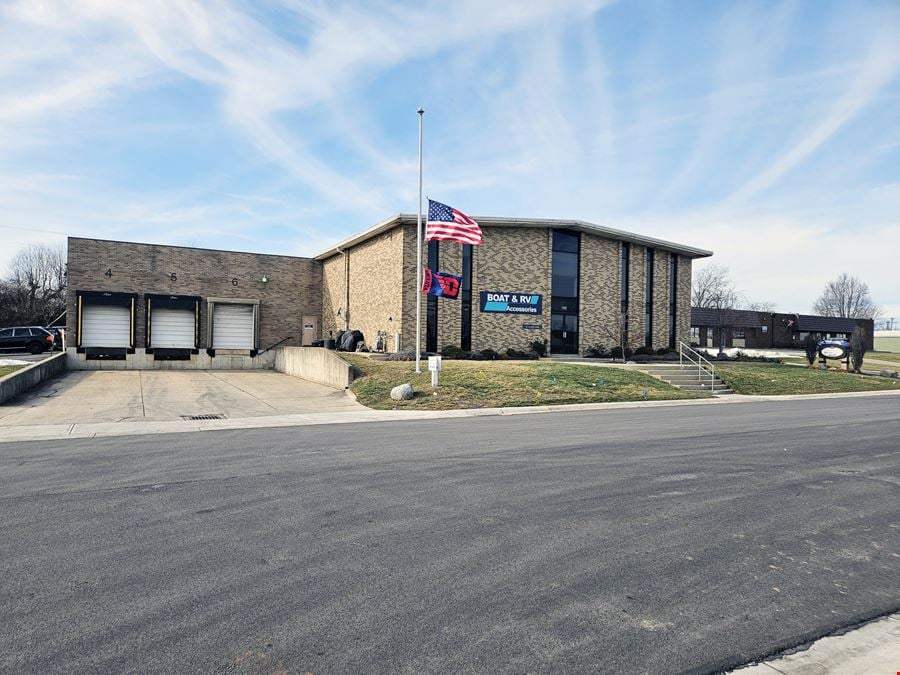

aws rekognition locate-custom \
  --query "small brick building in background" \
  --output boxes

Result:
[66,215,711,368]
[690,307,875,351]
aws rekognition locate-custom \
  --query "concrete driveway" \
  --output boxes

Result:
[0,370,362,426]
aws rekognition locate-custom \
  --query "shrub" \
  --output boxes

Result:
[656,347,674,356]
[803,333,819,366]
[610,346,634,359]
[480,348,498,360]
[633,346,653,356]
[441,344,467,359]
[850,326,867,373]
[530,339,547,357]
[583,343,609,358]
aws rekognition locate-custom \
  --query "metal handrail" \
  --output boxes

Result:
[679,341,717,390]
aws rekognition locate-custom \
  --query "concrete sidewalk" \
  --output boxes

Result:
[732,612,900,674]
[2,387,899,444]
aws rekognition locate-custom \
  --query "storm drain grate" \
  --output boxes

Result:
[183,414,227,421]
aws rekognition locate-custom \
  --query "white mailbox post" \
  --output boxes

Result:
[428,355,442,388]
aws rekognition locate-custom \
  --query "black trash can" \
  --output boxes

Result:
[324,339,336,350]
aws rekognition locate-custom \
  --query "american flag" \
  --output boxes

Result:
[426,199,483,245]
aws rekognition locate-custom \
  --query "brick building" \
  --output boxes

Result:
[690,307,875,351]
[66,238,321,369]
[66,215,710,368]
[317,215,709,356]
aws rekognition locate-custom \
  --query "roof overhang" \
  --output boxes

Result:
[314,214,713,260]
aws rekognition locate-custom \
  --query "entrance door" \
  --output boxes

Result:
[301,315,318,346]
[551,313,579,354]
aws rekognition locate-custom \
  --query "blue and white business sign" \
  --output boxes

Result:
[479,291,543,315]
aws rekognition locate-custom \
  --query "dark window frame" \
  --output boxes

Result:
[461,244,472,351]
[426,240,439,353]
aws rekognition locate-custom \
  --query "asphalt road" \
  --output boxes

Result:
[1,396,898,673]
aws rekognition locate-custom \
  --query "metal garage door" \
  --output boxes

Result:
[151,308,195,348]
[81,304,131,347]
[213,304,254,349]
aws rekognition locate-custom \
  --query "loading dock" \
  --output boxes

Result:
[146,294,200,360]
[75,291,137,358]
[209,299,258,352]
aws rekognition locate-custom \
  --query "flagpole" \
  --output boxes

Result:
[415,107,424,373]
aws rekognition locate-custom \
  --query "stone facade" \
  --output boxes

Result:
[579,235,620,354]
[470,227,551,352]
[67,221,706,368]
[676,256,693,347]
[321,227,405,350]
[392,224,692,355]
[627,244,647,348]
[66,238,321,355]
[321,254,345,339]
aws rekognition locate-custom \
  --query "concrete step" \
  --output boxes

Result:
[678,384,733,394]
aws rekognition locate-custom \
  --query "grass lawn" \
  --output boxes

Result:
[0,365,26,378]
[344,355,706,410]
[715,362,900,395]
[867,352,900,364]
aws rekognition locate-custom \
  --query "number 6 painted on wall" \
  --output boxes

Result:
[232,278,238,286]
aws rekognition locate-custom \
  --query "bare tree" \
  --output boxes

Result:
[693,265,739,353]
[812,273,882,319]
[1,243,67,326]
[747,300,776,313]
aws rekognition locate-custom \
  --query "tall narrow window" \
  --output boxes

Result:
[668,253,678,348]
[461,244,472,351]
[426,240,439,352]
[550,229,580,355]
[620,243,630,345]
[645,248,654,348]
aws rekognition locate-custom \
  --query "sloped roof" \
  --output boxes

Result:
[795,314,869,333]
[315,214,713,260]
[690,307,764,328]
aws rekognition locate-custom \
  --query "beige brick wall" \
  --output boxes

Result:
[652,250,672,348]
[350,224,697,356]
[322,229,406,349]
[627,244,647,348]
[471,227,551,352]
[677,256,692,346]
[436,241,463,349]
[321,254,345,339]
[66,238,321,351]
[579,234,620,353]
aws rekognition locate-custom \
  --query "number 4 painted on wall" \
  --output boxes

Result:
[104,268,112,277]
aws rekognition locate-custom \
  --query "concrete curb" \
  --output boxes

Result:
[730,611,900,674]
[0,352,67,405]
[2,387,899,444]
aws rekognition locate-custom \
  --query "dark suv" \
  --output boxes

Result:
[0,326,55,354]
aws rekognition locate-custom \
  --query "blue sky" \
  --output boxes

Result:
[1,0,898,319]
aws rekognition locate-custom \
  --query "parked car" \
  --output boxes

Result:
[0,326,55,354]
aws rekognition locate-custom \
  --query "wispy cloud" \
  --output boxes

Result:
[0,0,898,316]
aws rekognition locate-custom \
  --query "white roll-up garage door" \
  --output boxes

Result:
[151,308,195,348]
[213,304,255,349]
[81,304,131,347]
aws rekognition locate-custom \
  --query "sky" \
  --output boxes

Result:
[1,0,898,320]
